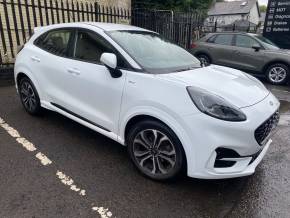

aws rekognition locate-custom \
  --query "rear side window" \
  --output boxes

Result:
[74,30,127,68]
[35,29,72,57]
[235,35,258,48]
[213,34,233,46]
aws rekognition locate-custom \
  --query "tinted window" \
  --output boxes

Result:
[235,35,258,48]
[214,34,233,46]
[74,30,127,68]
[35,29,72,56]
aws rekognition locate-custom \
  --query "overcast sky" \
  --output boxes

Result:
[258,0,268,6]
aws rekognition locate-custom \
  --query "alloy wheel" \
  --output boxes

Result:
[269,67,287,83]
[132,129,176,175]
[20,81,37,112]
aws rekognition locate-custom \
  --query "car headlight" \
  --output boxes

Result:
[187,86,247,122]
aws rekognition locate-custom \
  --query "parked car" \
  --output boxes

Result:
[190,32,290,85]
[15,23,280,181]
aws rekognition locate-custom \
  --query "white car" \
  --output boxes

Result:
[15,22,280,181]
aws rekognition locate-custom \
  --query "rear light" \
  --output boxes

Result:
[190,43,197,49]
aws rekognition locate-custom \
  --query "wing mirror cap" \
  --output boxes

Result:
[100,53,122,78]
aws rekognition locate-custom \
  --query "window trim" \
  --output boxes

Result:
[233,34,265,49]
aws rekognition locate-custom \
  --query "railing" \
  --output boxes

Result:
[0,0,131,65]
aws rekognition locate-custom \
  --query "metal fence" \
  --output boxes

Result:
[0,0,131,65]
[132,9,206,49]
[203,21,258,34]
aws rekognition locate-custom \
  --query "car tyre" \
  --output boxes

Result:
[197,54,211,66]
[19,77,42,115]
[127,119,185,181]
[266,63,289,85]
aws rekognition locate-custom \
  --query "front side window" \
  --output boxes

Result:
[235,35,258,48]
[107,30,200,74]
[74,31,114,63]
[35,29,72,57]
[74,30,127,68]
[213,34,233,46]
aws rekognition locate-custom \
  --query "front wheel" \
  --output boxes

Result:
[266,63,289,85]
[127,120,185,181]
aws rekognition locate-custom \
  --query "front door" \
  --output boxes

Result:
[60,29,128,134]
[231,34,266,72]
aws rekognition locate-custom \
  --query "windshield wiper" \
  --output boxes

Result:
[173,66,199,72]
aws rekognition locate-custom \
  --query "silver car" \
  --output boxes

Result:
[190,32,290,85]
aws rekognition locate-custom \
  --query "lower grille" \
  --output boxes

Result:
[255,111,279,145]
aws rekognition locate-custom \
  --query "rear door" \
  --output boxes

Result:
[32,28,75,103]
[207,34,236,67]
[231,35,266,72]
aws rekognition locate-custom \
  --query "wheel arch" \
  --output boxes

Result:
[15,69,43,100]
[121,111,193,173]
[262,60,290,74]
[194,51,212,63]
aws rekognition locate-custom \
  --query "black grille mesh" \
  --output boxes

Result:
[255,111,279,145]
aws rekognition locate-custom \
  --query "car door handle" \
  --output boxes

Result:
[31,56,40,62]
[67,68,81,76]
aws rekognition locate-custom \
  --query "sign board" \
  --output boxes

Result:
[263,0,290,49]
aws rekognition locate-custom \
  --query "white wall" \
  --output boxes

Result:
[249,3,260,24]
[207,14,245,25]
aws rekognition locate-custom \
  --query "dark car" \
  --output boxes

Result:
[190,32,290,85]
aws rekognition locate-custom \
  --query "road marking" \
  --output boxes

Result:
[0,116,114,218]
[16,137,37,151]
[36,152,52,166]
[56,171,86,196]
[92,207,113,218]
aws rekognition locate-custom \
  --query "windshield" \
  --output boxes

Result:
[255,35,280,50]
[107,30,201,74]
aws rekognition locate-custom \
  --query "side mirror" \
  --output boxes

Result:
[252,44,261,52]
[100,53,122,78]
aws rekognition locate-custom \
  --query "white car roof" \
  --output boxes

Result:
[34,22,152,33]
[84,22,150,32]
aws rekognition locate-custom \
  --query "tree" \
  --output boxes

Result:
[259,5,267,13]
[132,0,214,11]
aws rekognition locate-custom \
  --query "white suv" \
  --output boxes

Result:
[15,22,280,180]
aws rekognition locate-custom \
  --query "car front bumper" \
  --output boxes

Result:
[181,92,280,179]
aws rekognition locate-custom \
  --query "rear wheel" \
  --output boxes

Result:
[266,63,289,85]
[197,54,211,66]
[19,77,42,115]
[127,120,184,181]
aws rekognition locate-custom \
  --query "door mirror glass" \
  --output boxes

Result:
[100,53,122,78]
[100,53,117,69]
[252,44,261,51]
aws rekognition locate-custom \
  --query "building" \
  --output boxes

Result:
[207,0,261,26]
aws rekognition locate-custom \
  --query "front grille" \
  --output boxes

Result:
[255,111,280,145]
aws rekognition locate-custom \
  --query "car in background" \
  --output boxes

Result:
[190,32,290,85]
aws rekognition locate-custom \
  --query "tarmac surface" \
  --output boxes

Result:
[0,84,289,218]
